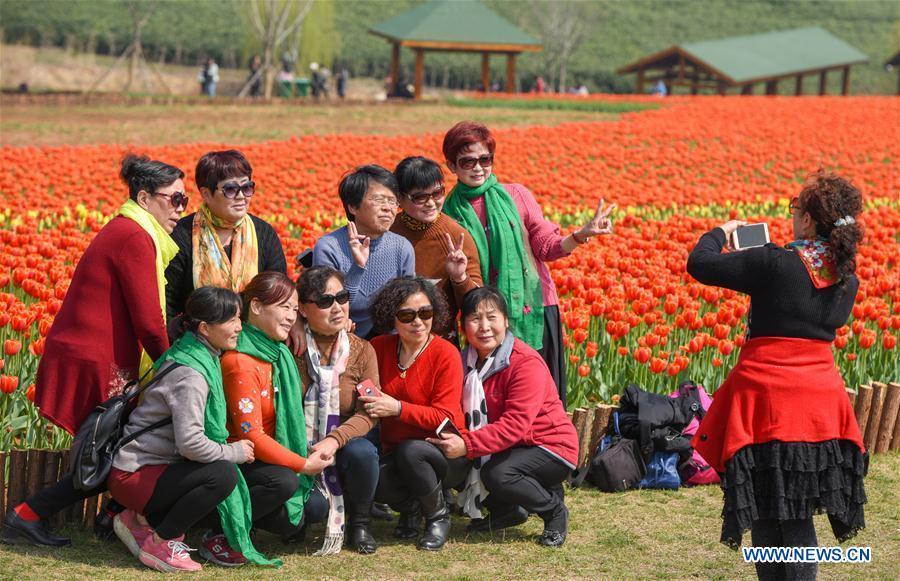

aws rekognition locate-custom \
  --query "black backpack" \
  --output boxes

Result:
[616,382,705,461]
[71,363,181,491]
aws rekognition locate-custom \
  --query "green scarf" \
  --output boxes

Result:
[234,324,314,522]
[444,174,544,349]
[156,332,280,567]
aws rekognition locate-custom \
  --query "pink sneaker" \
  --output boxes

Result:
[139,533,202,573]
[198,531,247,567]
[113,509,152,558]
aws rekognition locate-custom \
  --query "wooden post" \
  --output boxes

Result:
[635,69,645,94]
[0,452,6,518]
[864,382,886,451]
[741,84,753,95]
[25,450,45,497]
[505,53,516,93]
[589,404,616,455]
[7,450,28,510]
[875,382,900,453]
[83,494,100,528]
[572,408,591,467]
[794,74,803,95]
[481,52,490,92]
[678,54,685,82]
[841,66,850,95]
[765,80,778,95]
[891,383,900,451]
[414,48,424,100]
[854,384,873,438]
[846,388,857,408]
[389,42,400,95]
[818,70,828,95]
[717,80,728,96]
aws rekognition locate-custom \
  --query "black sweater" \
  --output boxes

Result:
[686,228,857,341]
[164,213,287,321]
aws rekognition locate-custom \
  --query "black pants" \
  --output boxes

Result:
[23,473,104,519]
[538,305,567,406]
[143,460,238,540]
[751,518,818,581]
[480,447,570,517]
[237,461,328,536]
[376,440,471,508]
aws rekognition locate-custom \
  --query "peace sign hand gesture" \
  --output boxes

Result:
[347,221,371,268]
[444,232,469,283]
[577,198,617,240]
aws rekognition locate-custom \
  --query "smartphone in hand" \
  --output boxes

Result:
[435,417,462,438]
[732,223,770,251]
[356,379,382,398]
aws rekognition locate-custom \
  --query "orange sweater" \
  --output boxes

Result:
[221,351,306,473]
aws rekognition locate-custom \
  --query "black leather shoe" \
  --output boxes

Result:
[467,506,529,533]
[346,502,377,554]
[537,504,568,548]
[417,485,450,551]
[392,498,421,540]
[93,498,122,541]
[370,502,394,521]
[281,524,307,544]
[1,509,71,547]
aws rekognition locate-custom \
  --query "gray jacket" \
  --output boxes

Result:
[113,334,247,473]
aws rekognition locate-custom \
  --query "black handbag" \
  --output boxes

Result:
[71,363,181,491]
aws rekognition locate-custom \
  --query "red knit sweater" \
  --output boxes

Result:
[460,338,579,467]
[371,334,466,453]
[35,216,169,433]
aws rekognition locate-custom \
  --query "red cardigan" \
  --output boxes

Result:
[35,216,169,433]
[461,338,579,467]
[371,334,466,453]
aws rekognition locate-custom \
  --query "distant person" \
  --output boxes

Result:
[310,62,322,99]
[198,57,219,97]
[652,79,667,97]
[534,76,546,93]
[337,66,349,99]
[576,83,589,96]
[248,55,262,97]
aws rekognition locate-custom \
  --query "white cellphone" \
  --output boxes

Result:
[731,223,770,251]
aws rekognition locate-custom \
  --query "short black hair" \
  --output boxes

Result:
[173,286,241,339]
[296,265,345,303]
[368,276,450,336]
[460,286,509,321]
[120,153,185,201]
[338,164,399,221]
[394,156,444,197]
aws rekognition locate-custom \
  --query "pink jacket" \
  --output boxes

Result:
[468,183,568,307]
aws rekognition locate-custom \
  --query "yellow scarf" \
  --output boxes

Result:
[116,199,179,374]
[191,203,259,292]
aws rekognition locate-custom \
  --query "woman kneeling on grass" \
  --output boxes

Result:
[108,287,254,573]
[429,287,578,548]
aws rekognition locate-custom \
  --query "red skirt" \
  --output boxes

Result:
[108,465,169,514]
[693,337,864,473]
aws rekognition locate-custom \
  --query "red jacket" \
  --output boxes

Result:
[461,336,578,467]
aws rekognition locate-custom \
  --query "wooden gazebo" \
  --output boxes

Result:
[886,51,900,95]
[369,0,542,99]
[617,27,868,96]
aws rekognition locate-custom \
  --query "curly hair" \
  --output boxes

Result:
[798,169,864,285]
[367,276,450,336]
[296,265,345,303]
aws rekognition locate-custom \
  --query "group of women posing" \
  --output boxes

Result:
[1,119,868,580]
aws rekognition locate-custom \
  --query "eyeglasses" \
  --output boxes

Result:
[216,180,256,198]
[789,196,802,215]
[395,306,434,324]
[406,184,446,206]
[456,154,494,171]
[155,191,189,210]
[304,289,350,309]
[366,195,398,208]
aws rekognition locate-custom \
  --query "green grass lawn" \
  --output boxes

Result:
[2,451,897,580]
[446,97,660,114]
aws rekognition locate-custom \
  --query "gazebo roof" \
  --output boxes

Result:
[618,27,868,84]
[369,0,541,53]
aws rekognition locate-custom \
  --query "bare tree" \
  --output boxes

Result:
[246,0,315,98]
[529,1,597,93]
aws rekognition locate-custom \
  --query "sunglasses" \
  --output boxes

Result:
[155,190,189,210]
[789,196,802,215]
[395,306,434,324]
[216,180,256,198]
[305,289,350,309]
[456,154,494,171]
[406,184,446,206]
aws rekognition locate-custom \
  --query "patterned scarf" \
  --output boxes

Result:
[116,199,179,375]
[443,174,544,349]
[302,325,351,555]
[233,324,314,526]
[786,237,839,289]
[191,203,259,291]
[399,211,431,231]
[156,331,279,566]
[457,345,494,519]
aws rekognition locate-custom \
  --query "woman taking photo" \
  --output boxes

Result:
[441,121,615,404]
[391,156,482,342]
[687,170,867,581]
[429,287,578,548]
[220,272,332,555]
[107,287,253,573]
[165,149,287,323]
[294,266,381,554]
[2,154,186,547]
[364,277,467,551]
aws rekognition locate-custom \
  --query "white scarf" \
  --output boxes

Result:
[457,347,493,518]
[302,325,350,556]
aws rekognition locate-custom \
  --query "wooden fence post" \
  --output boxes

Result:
[864,383,886,452]
[572,408,591,468]
[0,452,6,518]
[846,388,857,408]
[875,382,900,453]
[25,450,46,497]
[589,404,616,458]
[854,384,873,437]
[7,450,29,510]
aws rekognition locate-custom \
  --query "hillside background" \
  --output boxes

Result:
[1,0,898,94]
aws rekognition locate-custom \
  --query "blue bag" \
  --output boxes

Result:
[638,451,680,490]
